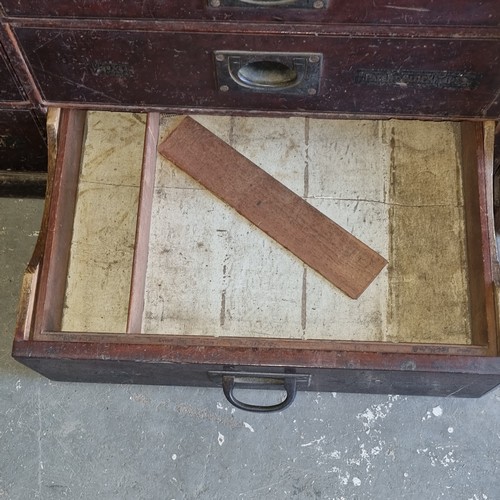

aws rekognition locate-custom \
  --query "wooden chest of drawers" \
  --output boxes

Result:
[12,108,500,411]
[5,3,500,409]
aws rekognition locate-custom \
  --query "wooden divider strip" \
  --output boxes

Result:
[126,112,160,333]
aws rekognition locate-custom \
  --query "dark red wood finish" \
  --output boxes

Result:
[0,109,46,171]
[1,0,499,27]
[13,26,500,119]
[0,24,47,180]
[0,40,26,103]
[11,339,500,398]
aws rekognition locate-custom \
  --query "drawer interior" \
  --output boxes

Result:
[32,110,497,350]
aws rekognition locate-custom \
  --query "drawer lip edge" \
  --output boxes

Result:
[11,336,500,375]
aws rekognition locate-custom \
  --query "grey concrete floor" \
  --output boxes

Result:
[1,196,499,500]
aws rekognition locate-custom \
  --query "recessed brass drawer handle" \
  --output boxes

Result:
[215,51,322,96]
[233,60,300,89]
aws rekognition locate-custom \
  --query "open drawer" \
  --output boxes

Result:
[13,108,500,411]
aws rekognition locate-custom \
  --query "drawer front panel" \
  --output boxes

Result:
[0,44,26,103]
[2,0,499,27]
[0,109,47,171]
[14,354,500,399]
[16,28,500,118]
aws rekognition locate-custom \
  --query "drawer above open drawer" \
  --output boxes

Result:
[12,26,500,119]
[1,0,499,27]
[13,109,500,409]
[0,40,26,104]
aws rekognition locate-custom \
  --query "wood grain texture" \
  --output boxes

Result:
[61,111,145,333]
[158,116,386,299]
[2,1,499,27]
[127,112,160,334]
[33,108,86,334]
[13,26,500,119]
[461,121,498,353]
[11,338,500,398]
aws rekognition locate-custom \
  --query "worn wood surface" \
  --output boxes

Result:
[158,116,387,299]
[126,112,160,334]
[0,109,47,173]
[33,109,86,335]
[140,114,471,343]
[61,111,145,333]
[3,0,499,26]
[13,26,500,119]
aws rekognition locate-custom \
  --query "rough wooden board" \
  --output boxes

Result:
[158,116,387,299]
[61,111,146,333]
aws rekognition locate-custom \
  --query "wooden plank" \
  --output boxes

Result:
[16,109,60,341]
[158,116,387,299]
[460,121,497,352]
[33,108,86,334]
[126,112,160,333]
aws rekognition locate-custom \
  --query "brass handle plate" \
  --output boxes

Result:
[215,51,322,96]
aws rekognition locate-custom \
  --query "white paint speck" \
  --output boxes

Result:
[216,402,224,410]
[448,427,454,434]
[15,380,22,391]
[357,397,399,434]
[353,477,361,487]
[432,406,443,417]
[171,454,177,461]
[404,472,409,478]
[218,432,225,446]
[243,422,255,433]
[301,435,326,447]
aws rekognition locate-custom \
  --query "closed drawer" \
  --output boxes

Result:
[14,26,500,119]
[1,0,499,27]
[0,42,26,103]
[0,109,47,171]
[13,109,500,410]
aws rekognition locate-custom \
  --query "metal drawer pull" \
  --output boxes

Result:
[208,371,311,412]
[239,0,303,5]
[215,51,322,96]
[209,0,327,8]
[235,60,299,89]
[222,375,297,412]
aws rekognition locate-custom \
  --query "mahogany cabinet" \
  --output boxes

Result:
[4,2,500,409]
